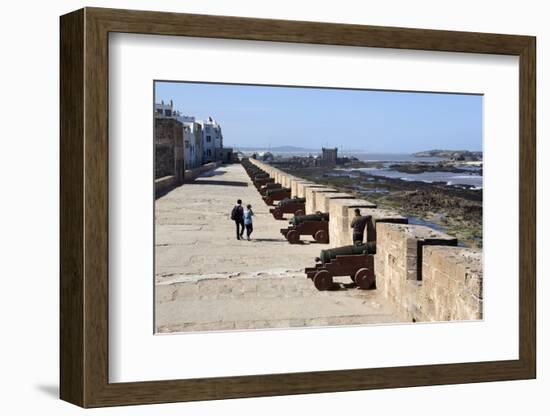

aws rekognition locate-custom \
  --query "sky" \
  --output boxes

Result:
[155,81,482,153]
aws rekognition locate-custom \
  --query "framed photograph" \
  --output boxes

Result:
[60,7,536,408]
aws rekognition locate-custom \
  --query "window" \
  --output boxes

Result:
[206,135,211,143]
[165,109,172,116]
[206,149,212,157]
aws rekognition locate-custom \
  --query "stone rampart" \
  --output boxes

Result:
[328,199,377,248]
[244,158,483,322]
[305,187,338,214]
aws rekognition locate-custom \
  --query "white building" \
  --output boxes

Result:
[155,100,178,118]
[155,101,227,167]
[200,116,223,163]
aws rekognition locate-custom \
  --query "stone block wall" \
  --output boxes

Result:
[290,179,310,198]
[305,187,338,214]
[354,207,408,244]
[154,118,184,182]
[315,192,355,215]
[328,199,377,248]
[184,161,221,183]
[155,145,174,179]
[245,158,483,323]
[296,182,325,199]
[419,246,483,321]
[375,223,459,320]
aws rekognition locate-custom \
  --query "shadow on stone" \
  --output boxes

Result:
[192,180,249,187]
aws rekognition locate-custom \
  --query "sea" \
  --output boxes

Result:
[348,153,482,189]
[244,151,483,189]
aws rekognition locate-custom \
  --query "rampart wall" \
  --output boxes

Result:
[248,158,483,322]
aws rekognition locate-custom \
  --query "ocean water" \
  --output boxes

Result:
[347,153,446,162]
[247,150,483,188]
[355,167,483,188]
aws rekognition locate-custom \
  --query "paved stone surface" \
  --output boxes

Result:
[155,164,403,333]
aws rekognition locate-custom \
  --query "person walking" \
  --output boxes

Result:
[243,204,254,241]
[350,208,369,244]
[231,199,245,240]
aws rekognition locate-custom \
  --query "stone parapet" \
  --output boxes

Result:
[243,159,483,323]
[296,182,326,199]
[304,187,338,214]
[183,161,221,183]
[328,199,378,248]
[375,223,459,320]
[354,207,407,244]
[419,246,483,321]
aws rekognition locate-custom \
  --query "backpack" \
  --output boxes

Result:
[230,205,238,220]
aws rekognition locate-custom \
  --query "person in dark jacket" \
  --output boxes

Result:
[350,208,369,243]
[231,199,245,240]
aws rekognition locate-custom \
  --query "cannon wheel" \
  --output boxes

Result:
[287,230,300,244]
[313,270,333,291]
[264,197,273,205]
[272,209,283,220]
[314,229,329,244]
[355,267,375,289]
[294,209,305,216]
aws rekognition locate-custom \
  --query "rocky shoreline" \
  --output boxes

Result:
[276,164,483,248]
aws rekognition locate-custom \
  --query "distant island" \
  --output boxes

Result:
[413,149,482,161]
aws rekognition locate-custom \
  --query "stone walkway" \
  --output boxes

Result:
[155,164,402,333]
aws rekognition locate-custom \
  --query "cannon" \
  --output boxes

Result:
[280,212,329,244]
[246,168,264,179]
[262,187,291,205]
[254,175,275,189]
[305,242,377,291]
[269,197,306,220]
[260,182,282,196]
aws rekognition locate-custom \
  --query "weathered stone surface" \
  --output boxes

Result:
[304,187,338,214]
[354,207,407,243]
[328,199,377,248]
[421,246,483,321]
[155,164,402,333]
[375,223,459,321]
[315,192,355,215]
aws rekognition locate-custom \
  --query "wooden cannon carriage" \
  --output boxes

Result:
[269,197,306,220]
[305,242,377,291]
[280,212,329,244]
[262,187,291,205]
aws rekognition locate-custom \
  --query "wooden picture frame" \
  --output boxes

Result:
[60,7,536,408]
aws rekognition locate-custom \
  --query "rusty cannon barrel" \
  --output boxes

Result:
[253,172,269,179]
[269,197,306,220]
[291,212,329,226]
[305,242,377,291]
[281,212,329,244]
[262,187,291,205]
[247,168,264,178]
[260,182,281,195]
[253,174,274,189]
[278,196,306,206]
[317,242,376,265]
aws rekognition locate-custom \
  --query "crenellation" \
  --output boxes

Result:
[243,158,483,323]
[304,187,338,214]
